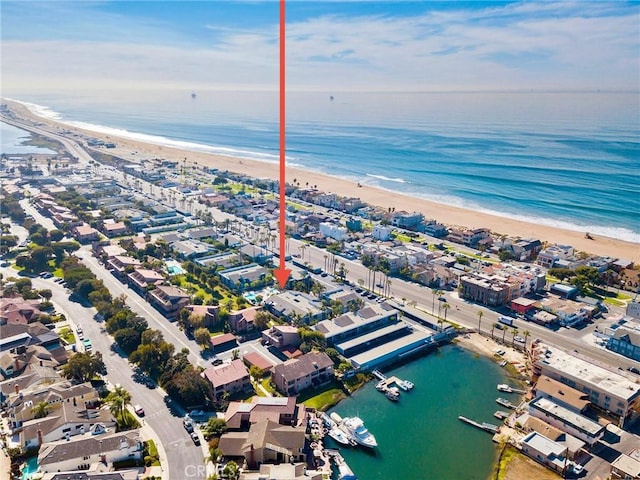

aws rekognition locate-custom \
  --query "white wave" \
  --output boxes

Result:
[15,99,281,165]
[366,173,406,183]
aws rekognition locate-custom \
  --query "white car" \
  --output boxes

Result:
[514,335,525,343]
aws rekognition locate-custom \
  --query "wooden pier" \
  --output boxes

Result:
[458,416,499,434]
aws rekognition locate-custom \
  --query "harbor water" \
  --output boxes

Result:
[329,345,511,480]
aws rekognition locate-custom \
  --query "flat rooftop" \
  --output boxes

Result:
[336,323,408,352]
[349,330,432,369]
[536,345,640,401]
[531,397,604,436]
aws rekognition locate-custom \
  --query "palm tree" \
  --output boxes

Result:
[490,323,495,339]
[106,386,132,426]
[522,329,531,350]
[32,401,50,419]
[431,288,438,314]
[442,303,450,323]
[477,310,484,334]
[511,327,519,347]
[502,326,507,344]
[437,318,444,332]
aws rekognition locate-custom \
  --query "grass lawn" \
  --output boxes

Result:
[604,297,626,307]
[117,410,141,430]
[298,381,347,411]
[260,378,276,395]
[58,327,75,345]
[496,446,560,480]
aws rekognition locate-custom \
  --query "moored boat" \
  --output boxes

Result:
[328,426,354,446]
[385,389,399,401]
[341,416,378,448]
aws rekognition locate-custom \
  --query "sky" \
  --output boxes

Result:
[1,1,639,96]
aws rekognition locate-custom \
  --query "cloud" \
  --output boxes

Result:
[1,1,638,95]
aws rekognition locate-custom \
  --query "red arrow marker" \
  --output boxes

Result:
[274,0,291,288]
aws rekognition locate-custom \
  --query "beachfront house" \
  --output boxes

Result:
[520,431,569,475]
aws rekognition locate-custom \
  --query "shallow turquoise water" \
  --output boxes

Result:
[329,345,511,480]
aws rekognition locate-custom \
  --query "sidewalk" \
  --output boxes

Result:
[135,411,169,480]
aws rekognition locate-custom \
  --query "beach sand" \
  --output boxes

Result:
[4,98,638,262]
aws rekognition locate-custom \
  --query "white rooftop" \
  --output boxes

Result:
[536,345,640,401]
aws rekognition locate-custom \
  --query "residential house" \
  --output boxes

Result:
[261,326,302,350]
[6,381,99,431]
[422,220,448,238]
[228,307,261,334]
[71,224,100,243]
[373,225,393,241]
[607,328,640,361]
[202,359,251,399]
[447,227,492,247]
[610,448,640,480]
[171,239,215,259]
[183,304,220,329]
[238,244,273,266]
[147,285,190,320]
[319,222,348,241]
[224,396,306,430]
[106,255,142,280]
[264,292,324,324]
[391,211,424,230]
[0,297,42,325]
[240,463,322,480]
[219,264,271,293]
[19,401,115,449]
[38,430,142,473]
[218,419,306,468]
[520,431,568,475]
[127,268,165,294]
[536,244,575,268]
[272,351,333,396]
[101,221,127,238]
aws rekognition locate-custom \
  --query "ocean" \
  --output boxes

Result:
[328,345,513,480]
[4,90,639,242]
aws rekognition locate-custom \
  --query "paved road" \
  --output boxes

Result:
[18,272,206,480]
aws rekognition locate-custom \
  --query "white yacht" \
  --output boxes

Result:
[341,416,378,448]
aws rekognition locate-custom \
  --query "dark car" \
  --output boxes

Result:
[628,366,640,375]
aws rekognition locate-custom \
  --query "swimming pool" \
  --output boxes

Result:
[165,262,185,275]
[21,456,38,480]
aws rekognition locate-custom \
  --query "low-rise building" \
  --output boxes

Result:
[261,325,301,350]
[224,396,306,430]
[610,448,640,480]
[106,255,142,280]
[147,285,190,320]
[272,351,333,396]
[38,430,142,473]
[71,224,100,243]
[218,419,306,469]
[264,292,324,324]
[202,359,251,400]
[228,307,261,334]
[529,397,605,446]
[219,264,271,293]
[532,342,640,427]
[127,268,165,293]
[533,375,590,414]
[607,327,640,362]
[520,431,568,475]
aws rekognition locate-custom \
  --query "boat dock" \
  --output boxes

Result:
[326,449,358,480]
[493,410,509,420]
[458,416,499,434]
[373,370,414,393]
[496,397,516,409]
[497,384,526,394]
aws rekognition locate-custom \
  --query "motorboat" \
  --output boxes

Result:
[385,389,399,401]
[497,384,513,393]
[341,416,378,448]
[328,426,355,446]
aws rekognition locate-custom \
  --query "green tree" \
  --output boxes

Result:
[62,352,107,382]
[254,310,272,330]
[477,310,484,333]
[202,418,228,439]
[32,401,50,419]
[194,327,211,348]
[106,385,132,427]
[222,461,239,480]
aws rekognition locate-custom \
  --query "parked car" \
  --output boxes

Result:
[183,418,194,433]
[513,335,525,343]
[190,431,200,445]
[628,366,640,375]
[134,404,145,416]
[83,339,92,351]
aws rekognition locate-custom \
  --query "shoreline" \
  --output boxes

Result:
[2,97,638,261]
